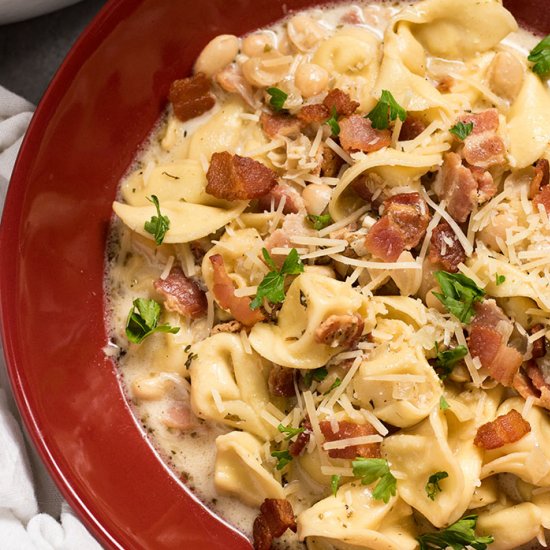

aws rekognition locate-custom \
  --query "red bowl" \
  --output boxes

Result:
[0,0,548,548]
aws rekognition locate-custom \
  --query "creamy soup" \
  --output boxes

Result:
[105,1,550,548]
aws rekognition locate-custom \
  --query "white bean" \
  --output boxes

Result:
[294,63,329,98]
[478,212,517,250]
[194,35,240,78]
[488,51,524,101]
[287,15,327,52]
[302,183,332,216]
[242,31,277,57]
[241,51,292,88]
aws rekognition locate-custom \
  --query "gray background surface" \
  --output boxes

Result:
[0,0,106,104]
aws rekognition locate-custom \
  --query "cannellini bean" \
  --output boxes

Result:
[500,296,537,328]
[487,51,524,101]
[241,51,293,87]
[287,14,327,52]
[304,265,336,279]
[242,31,277,57]
[194,35,240,78]
[294,63,329,98]
[302,183,332,216]
[426,285,447,313]
[132,375,170,400]
[477,212,517,250]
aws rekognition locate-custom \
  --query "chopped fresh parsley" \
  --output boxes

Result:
[449,121,474,141]
[432,271,485,324]
[303,367,328,387]
[331,474,341,497]
[495,273,506,286]
[184,350,198,369]
[325,106,340,136]
[417,514,494,550]
[307,213,333,231]
[125,298,179,344]
[271,449,292,470]
[277,424,305,440]
[366,89,407,130]
[324,377,342,395]
[528,34,550,75]
[434,343,468,380]
[144,195,170,245]
[352,458,397,503]
[425,471,449,501]
[266,87,288,111]
[250,248,304,309]
[439,395,450,411]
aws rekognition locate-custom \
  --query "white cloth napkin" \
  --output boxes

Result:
[0,85,103,549]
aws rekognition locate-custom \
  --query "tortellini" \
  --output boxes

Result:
[249,273,377,370]
[189,333,275,439]
[214,431,284,507]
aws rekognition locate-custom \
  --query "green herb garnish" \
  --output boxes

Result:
[144,195,170,245]
[250,248,304,309]
[307,213,333,231]
[495,273,506,286]
[425,471,449,501]
[325,106,340,136]
[449,121,474,141]
[528,34,550,75]
[366,90,407,130]
[271,450,292,470]
[278,424,305,440]
[125,298,179,344]
[303,367,328,388]
[324,377,342,395]
[417,514,494,550]
[266,87,288,112]
[439,396,450,411]
[352,458,397,503]
[434,343,468,380]
[331,474,341,497]
[432,271,485,324]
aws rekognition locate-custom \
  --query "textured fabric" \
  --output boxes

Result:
[0,85,102,549]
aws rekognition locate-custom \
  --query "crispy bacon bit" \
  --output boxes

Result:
[534,185,550,213]
[339,115,391,153]
[459,110,505,169]
[209,254,264,326]
[460,110,499,134]
[474,409,531,450]
[529,159,550,199]
[206,152,277,201]
[211,320,243,334]
[513,360,550,410]
[154,267,207,319]
[260,112,303,139]
[470,166,497,204]
[323,88,359,117]
[399,116,427,142]
[435,152,478,223]
[257,182,305,214]
[339,7,363,24]
[428,220,466,273]
[268,365,296,397]
[264,214,314,268]
[531,324,547,359]
[350,173,384,205]
[168,73,215,122]
[319,420,381,459]
[297,103,330,124]
[315,314,364,348]
[320,145,344,177]
[216,63,257,109]
[364,192,430,261]
[289,419,312,457]
[253,499,297,550]
[161,403,196,431]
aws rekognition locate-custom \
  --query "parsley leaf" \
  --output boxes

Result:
[303,367,328,387]
[325,106,340,136]
[449,121,474,141]
[144,195,170,245]
[331,474,341,497]
[495,273,506,286]
[439,396,450,411]
[528,34,550,75]
[352,458,397,503]
[250,248,304,309]
[434,343,468,380]
[324,377,342,395]
[278,424,305,440]
[366,90,407,130]
[307,213,333,231]
[125,298,179,344]
[271,450,292,470]
[417,514,494,550]
[425,471,449,501]
[266,87,288,111]
[432,271,485,324]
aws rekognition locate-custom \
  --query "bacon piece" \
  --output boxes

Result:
[323,88,359,117]
[399,116,426,141]
[513,360,550,410]
[319,420,381,459]
[428,220,466,273]
[320,145,345,177]
[534,185,550,213]
[211,320,243,334]
[315,314,364,348]
[260,112,303,139]
[529,158,550,199]
[168,73,215,122]
[209,254,264,326]
[264,213,314,268]
[339,8,363,24]
[253,499,297,550]
[437,76,455,93]
[474,409,531,450]
[350,173,384,204]
[339,115,391,153]
[435,152,478,222]
[531,324,546,360]
[297,103,330,124]
[206,152,277,201]
[459,110,505,169]
[161,403,196,431]
[289,419,312,457]
[268,365,295,397]
[257,182,305,214]
[460,110,499,134]
[216,63,257,109]
[154,267,207,319]
[364,215,405,262]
